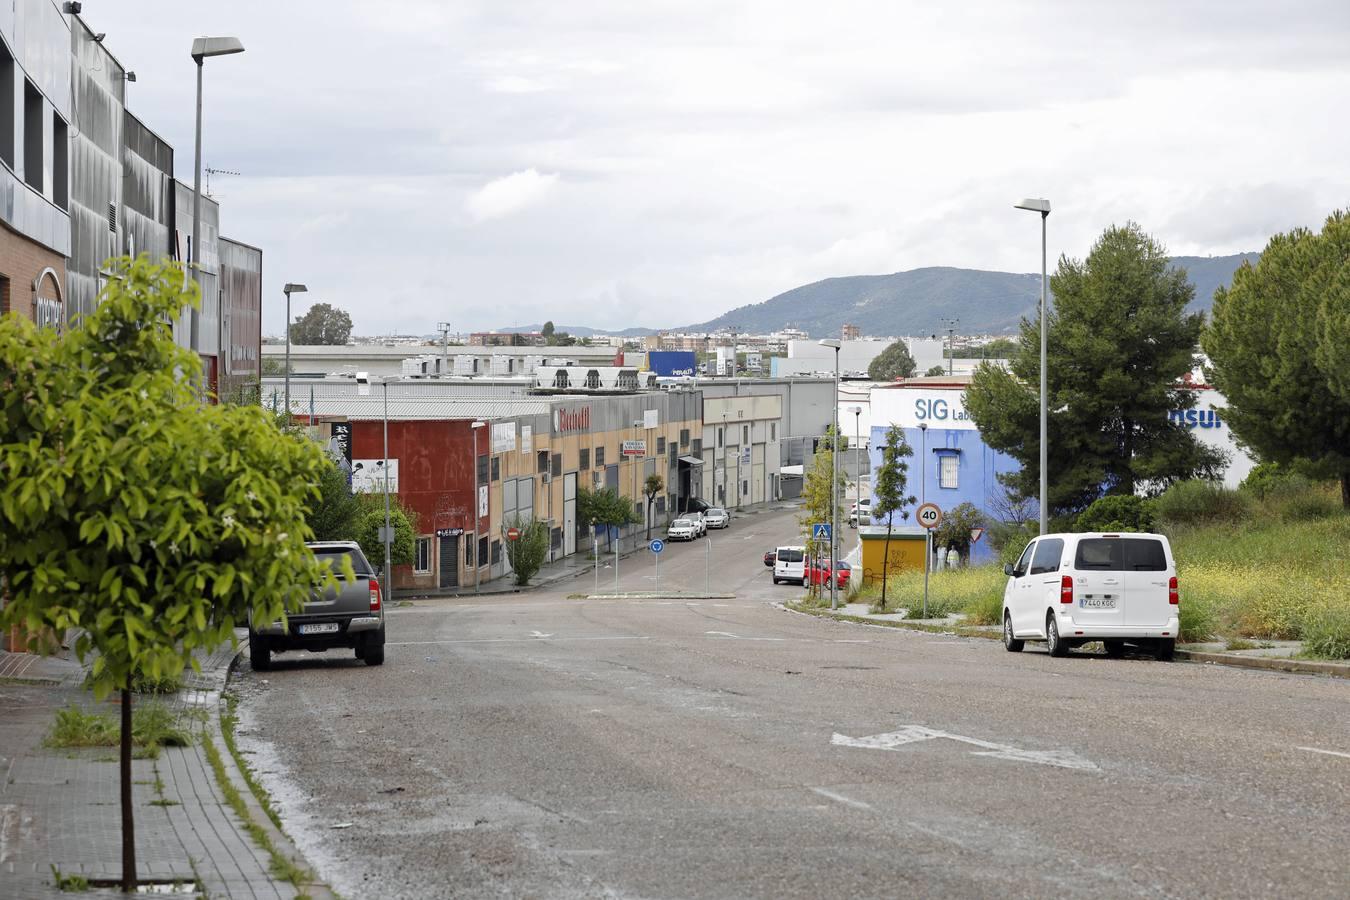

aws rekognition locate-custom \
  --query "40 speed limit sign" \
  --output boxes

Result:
[916,502,943,529]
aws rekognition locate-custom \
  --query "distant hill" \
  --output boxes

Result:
[494,324,655,338]
[682,254,1259,337]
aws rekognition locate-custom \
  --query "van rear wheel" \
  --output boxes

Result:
[1103,640,1126,658]
[1154,638,1175,662]
[1046,614,1069,657]
[1003,613,1024,653]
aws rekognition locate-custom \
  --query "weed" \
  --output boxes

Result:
[1300,602,1350,660]
[220,692,285,832]
[46,706,118,748]
[1225,638,1259,651]
[45,702,193,756]
[962,590,1005,626]
[1178,597,1216,644]
[1154,480,1252,526]
[148,799,180,807]
[50,864,89,892]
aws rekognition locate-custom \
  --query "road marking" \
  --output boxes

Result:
[1297,746,1350,760]
[832,724,1098,771]
[833,639,873,644]
[705,631,786,641]
[388,636,651,646]
[811,787,872,810]
[529,630,553,638]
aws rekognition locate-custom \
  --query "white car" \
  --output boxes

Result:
[667,518,698,541]
[1002,532,1180,660]
[686,512,707,537]
[848,499,872,527]
[704,508,730,529]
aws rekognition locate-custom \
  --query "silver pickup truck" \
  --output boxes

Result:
[248,541,386,670]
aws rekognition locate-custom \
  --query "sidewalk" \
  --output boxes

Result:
[0,639,328,898]
[787,602,1350,678]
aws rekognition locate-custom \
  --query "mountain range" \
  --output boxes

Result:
[498,253,1258,338]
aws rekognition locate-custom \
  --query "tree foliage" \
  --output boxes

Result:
[289,302,353,345]
[966,222,1224,519]
[578,487,637,546]
[355,493,418,569]
[306,460,363,542]
[643,474,664,540]
[504,517,550,585]
[924,365,947,377]
[1203,211,1350,507]
[871,425,917,608]
[798,440,845,543]
[866,339,917,381]
[932,502,985,564]
[0,257,335,890]
[1074,494,1155,533]
[980,337,1019,359]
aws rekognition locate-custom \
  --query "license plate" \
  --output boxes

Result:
[1080,596,1116,610]
[298,622,339,635]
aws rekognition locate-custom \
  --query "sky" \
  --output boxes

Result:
[104,0,1350,337]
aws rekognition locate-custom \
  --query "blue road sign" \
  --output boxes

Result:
[649,539,665,554]
[812,523,832,542]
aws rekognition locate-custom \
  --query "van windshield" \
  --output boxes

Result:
[1074,538,1167,572]
[777,549,804,563]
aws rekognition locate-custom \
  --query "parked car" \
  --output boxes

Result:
[807,559,852,589]
[772,546,807,585]
[848,499,872,527]
[678,497,713,515]
[763,550,777,568]
[1002,532,1180,660]
[686,512,708,537]
[667,518,698,541]
[704,507,730,529]
[249,541,386,670]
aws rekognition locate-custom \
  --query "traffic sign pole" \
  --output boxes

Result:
[915,503,943,619]
[649,539,665,593]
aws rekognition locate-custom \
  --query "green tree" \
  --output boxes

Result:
[871,425,917,609]
[306,460,363,542]
[643,474,665,540]
[981,337,1019,358]
[289,302,353,345]
[932,502,985,565]
[0,257,334,892]
[355,494,418,569]
[798,439,845,543]
[260,356,289,376]
[966,222,1224,519]
[924,365,947,377]
[541,321,555,340]
[578,487,637,548]
[867,339,917,381]
[1204,211,1350,507]
[504,517,549,585]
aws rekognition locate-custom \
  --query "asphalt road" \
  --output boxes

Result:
[234,507,1350,899]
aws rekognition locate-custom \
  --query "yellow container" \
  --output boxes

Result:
[858,528,928,586]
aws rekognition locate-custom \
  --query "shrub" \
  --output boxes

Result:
[963,590,1005,626]
[1153,480,1251,526]
[1178,596,1216,643]
[1240,462,1292,500]
[1301,602,1350,660]
[1267,478,1340,523]
[1075,494,1155,532]
[990,521,1037,567]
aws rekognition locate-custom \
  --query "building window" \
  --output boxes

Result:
[656,436,666,455]
[690,438,702,455]
[717,426,723,447]
[770,422,777,442]
[537,450,549,473]
[939,454,959,489]
[466,535,475,566]
[742,480,749,496]
[742,424,750,445]
[491,540,502,565]
[679,428,690,447]
[551,453,562,477]
[22,79,41,192]
[579,447,590,470]
[656,496,666,515]
[52,114,67,209]
[491,456,500,482]
[478,536,489,567]
[414,538,431,574]
[0,43,13,168]
[477,453,489,483]
[595,446,606,467]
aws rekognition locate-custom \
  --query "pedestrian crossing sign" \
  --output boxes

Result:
[812,523,832,542]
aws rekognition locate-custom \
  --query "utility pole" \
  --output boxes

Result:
[437,322,452,376]
[941,317,960,376]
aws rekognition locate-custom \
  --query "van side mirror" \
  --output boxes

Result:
[1003,563,1015,577]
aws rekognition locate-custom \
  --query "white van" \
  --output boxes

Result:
[772,546,807,585]
[1002,532,1180,660]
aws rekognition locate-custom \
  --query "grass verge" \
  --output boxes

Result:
[785,600,1001,641]
[44,702,192,758]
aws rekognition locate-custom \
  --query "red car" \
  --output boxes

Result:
[806,560,851,588]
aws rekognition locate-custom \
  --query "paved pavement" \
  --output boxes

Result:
[0,640,319,898]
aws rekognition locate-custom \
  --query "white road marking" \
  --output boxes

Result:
[833,640,873,644]
[388,636,651,646]
[811,787,873,810]
[1297,746,1350,760]
[832,724,1098,771]
[705,631,786,641]
[529,630,553,638]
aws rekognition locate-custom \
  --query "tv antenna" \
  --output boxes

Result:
[204,167,241,197]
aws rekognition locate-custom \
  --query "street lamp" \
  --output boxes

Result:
[471,421,486,592]
[848,405,862,528]
[1014,197,1051,535]
[819,338,842,610]
[282,283,306,417]
[189,36,244,357]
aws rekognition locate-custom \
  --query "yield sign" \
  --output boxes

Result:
[832,724,1097,771]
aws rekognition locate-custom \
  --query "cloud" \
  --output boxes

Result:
[464,169,560,222]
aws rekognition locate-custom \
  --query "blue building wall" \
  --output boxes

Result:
[868,424,1021,565]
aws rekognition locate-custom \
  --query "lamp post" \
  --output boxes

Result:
[849,405,862,526]
[381,382,392,601]
[919,422,929,618]
[1014,197,1051,535]
[189,36,244,357]
[282,283,306,417]
[471,421,486,592]
[819,339,842,610]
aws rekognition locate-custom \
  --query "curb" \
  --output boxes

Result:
[585,592,737,600]
[216,647,336,899]
[1175,648,1350,679]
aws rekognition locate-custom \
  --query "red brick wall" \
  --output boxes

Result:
[0,224,66,321]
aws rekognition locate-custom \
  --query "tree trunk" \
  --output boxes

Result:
[645,498,653,541]
[881,523,892,611]
[120,688,136,892]
[1342,470,1349,509]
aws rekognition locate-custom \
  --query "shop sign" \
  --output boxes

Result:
[1168,409,1223,429]
[352,459,398,493]
[554,406,592,433]
[436,528,464,538]
[622,440,646,457]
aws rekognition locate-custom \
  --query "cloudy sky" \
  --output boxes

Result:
[107,0,1350,337]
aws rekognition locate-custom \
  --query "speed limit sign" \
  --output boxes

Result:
[916,502,943,529]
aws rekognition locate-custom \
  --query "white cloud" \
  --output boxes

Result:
[464,169,560,222]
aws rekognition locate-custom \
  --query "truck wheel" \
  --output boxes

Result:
[1154,638,1175,662]
[250,633,272,671]
[363,631,386,666]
